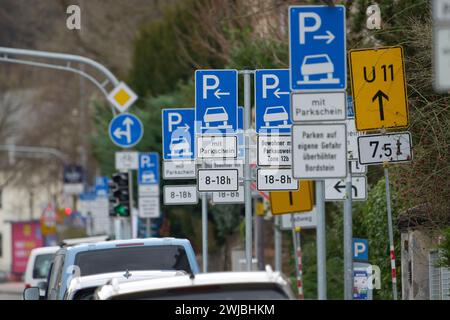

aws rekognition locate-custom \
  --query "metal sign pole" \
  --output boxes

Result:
[344,161,353,300]
[146,218,151,237]
[384,164,398,300]
[274,216,282,271]
[202,192,208,272]
[316,180,327,300]
[128,169,134,240]
[291,214,304,300]
[243,70,253,271]
[296,226,304,300]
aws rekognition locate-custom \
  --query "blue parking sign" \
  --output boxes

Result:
[138,152,159,185]
[255,69,291,134]
[289,5,346,91]
[353,238,369,261]
[162,108,195,160]
[195,70,238,135]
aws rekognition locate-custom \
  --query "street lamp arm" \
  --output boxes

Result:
[0,145,68,164]
[0,47,121,115]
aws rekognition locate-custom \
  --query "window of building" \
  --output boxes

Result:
[429,250,450,300]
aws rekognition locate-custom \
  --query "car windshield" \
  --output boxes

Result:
[74,245,192,276]
[206,108,225,115]
[111,283,290,300]
[304,56,329,64]
[266,107,285,114]
[172,138,187,143]
[32,253,54,279]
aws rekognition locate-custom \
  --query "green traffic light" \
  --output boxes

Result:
[115,204,129,216]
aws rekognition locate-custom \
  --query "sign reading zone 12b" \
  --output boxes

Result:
[349,46,409,131]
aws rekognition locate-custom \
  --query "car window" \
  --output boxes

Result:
[47,253,65,299]
[304,56,329,64]
[267,107,285,114]
[74,245,192,276]
[111,284,290,300]
[32,253,54,279]
[207,108,225,114]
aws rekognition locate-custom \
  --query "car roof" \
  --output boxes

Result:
[64,237,190,254]
[96,270,291,300]
[30,246,60,256]
[66,270,187,295]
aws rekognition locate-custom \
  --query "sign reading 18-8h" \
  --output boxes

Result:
[289,5,346,91]
[109,113,143,148]
[349,46,409,131]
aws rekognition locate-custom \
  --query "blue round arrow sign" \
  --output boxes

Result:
[108,113,144,148]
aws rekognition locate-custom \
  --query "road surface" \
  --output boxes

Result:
[0,282,23,300]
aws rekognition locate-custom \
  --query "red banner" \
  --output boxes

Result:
[11,221,43,274]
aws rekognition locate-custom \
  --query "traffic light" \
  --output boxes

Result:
[108,172,130,217]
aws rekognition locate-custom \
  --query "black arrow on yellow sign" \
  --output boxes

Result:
[372,90,389,121]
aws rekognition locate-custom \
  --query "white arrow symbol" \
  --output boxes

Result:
[313,30,335,44]
[214,88,230,99]
[273,88,289,99]
[113,116,134,143]
[178,123,190,132]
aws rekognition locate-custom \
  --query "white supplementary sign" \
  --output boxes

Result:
[212,186,245,204]
[325,176,368,201]
[163,185,198,205]
[291,124,347,179]
[163,161,196,180]
[196,136,237,159]
[138,185,159,197]
[280,209,317,230]
[358,132,412,165]
[291,92,346,122]
[197,169,239,192]
[345,118,364,161]
[115,151,139,170]
[257,135,291,167]
[202,159,244,177]
[351,161,367,175]
[433,0,450,91]
[257,168,298,191]
[138,197,160,218]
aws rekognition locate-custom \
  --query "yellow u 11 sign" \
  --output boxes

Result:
[270,180,314,215]
[349,46,409,131]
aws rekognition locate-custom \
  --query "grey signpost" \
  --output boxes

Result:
[242,70,253,271]
[343,161,353,300]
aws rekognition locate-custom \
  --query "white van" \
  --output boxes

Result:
[24,246,59,292]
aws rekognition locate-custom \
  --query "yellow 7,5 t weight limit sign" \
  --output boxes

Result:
[349,46,409,131]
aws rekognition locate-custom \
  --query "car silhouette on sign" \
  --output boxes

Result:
[263,106,289,127]
[169,137,191,156]
[300,54,337,83]
[203,107,229,127]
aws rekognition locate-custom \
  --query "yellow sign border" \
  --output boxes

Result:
[348,45,409,131]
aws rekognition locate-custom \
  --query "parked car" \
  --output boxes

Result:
[24,237,199,300]
[203,107,228,127]
[301,54,334,82]
[169,137,191,155]
[64,270,187,300]
[263,106,289,127]
[94,267,295,300]
[24,246,59,295]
